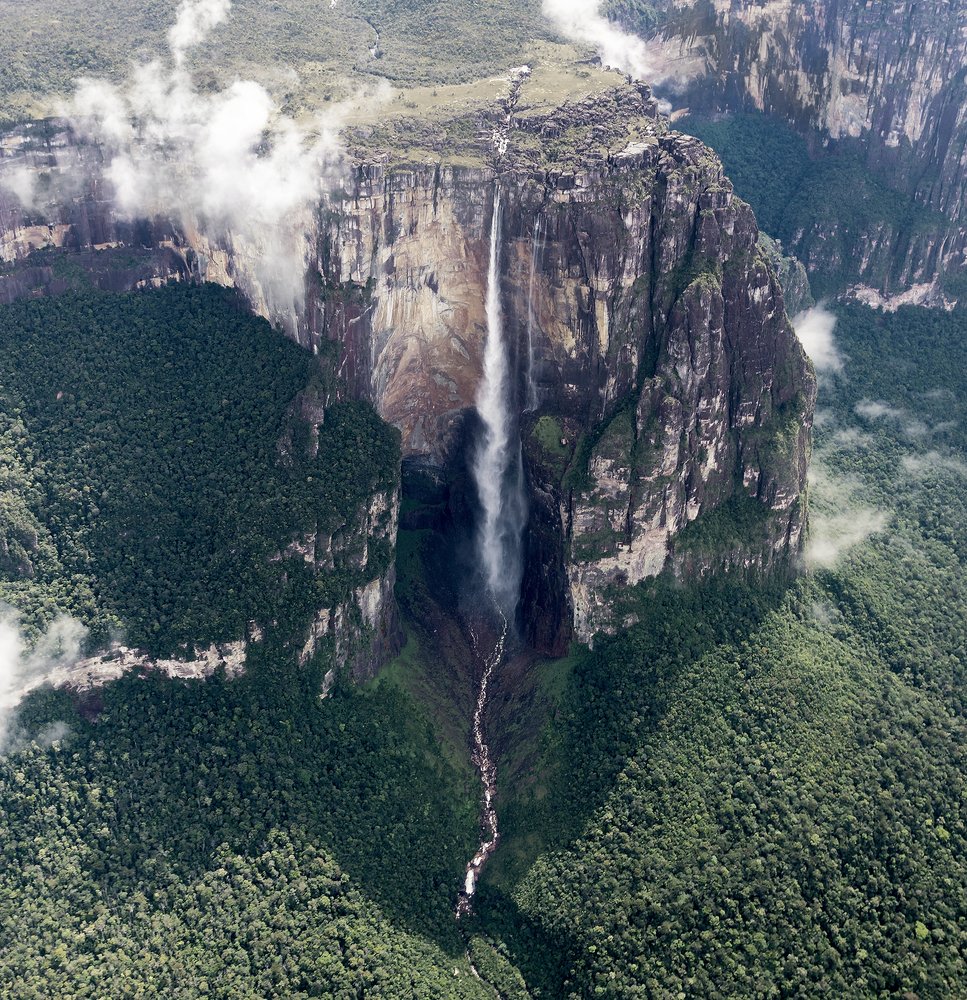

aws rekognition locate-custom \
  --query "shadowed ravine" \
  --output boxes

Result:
[455,605,507,919]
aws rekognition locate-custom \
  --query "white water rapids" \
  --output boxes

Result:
[457,190,527,918]
[456,610,507,918]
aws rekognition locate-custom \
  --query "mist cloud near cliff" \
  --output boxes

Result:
[543,0,654,80]
[64,0,344,332]
[793,306,843,374]
[0,610,85,752]
[542,0,700,95]
[804,466,889,569]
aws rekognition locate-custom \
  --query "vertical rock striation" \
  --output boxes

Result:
[314,90,815,646]
[0,86,815,650]
[645,0,967,295]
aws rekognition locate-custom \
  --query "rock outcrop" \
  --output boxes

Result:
[315,89,815,645]
[292,485,403,685]
[0,85,815,649]
[645,0,967,296]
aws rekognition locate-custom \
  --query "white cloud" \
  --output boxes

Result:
[0,165,39,210]
[854,400,942,441]
[804,465,889,569]
[854,399,902,421]
[543,0,702,91]
[829,427,872,449]
[64,0,348,333]
[806,507,890,569]
[169,0,232,65]
[793,305,843,374]
[543,0,653,80]
[901,451,967,478]
[0,609,86,752]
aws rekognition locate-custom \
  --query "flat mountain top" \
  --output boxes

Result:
[0,0,620,125]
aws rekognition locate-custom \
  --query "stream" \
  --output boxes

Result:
[456,604,507,919]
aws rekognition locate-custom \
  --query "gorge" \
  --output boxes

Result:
[459,188,526,915]
[2,3,966,996]
[0,83,815,652]
[0,79,816,932]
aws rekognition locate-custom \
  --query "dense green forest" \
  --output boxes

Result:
[474,301,967,997]
[0,285,397,654]
[0,234,965,998]
[2,670,486,996]
[1,2,964,995]
[0,283,487,994]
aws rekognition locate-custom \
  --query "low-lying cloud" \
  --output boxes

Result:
[543,0,701,92]
[0,609,86,752]
[828,427,873,449]
[544,0,653,80]
[169,0,231,64]
[901,451,967,478]
[63,0,346,332]
[793,305,843,374]
[855,399,940,442]
[0,165,39,211]
[805,466,890,569]
[854,399,902,421]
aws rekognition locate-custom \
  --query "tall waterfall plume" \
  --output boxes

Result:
[472,190,527,615]
[459,188,527,918]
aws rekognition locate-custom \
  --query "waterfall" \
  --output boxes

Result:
[472,190,527,615]
[457,187,527,919]
[524,216,543,413]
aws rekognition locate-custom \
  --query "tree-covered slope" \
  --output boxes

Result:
[1,224,965,996]
[1,657,485,994]
[0,283,485,994]
[0,284,398,654]
[479,302,967,998]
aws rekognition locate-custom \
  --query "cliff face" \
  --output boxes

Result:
[0,87,814,650]
[0,122,301,330]
[291,484,403,687]
[315,92,815,646]
[648,0,967,296]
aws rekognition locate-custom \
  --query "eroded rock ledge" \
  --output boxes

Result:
[0,85,815,650]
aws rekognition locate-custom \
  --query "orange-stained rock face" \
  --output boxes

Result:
[317,166,492,463]
[0,87,815,644]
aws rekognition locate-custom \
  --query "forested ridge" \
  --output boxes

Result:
[0,284,398,654]
[476,301,967,998]
[0,284,487,995]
